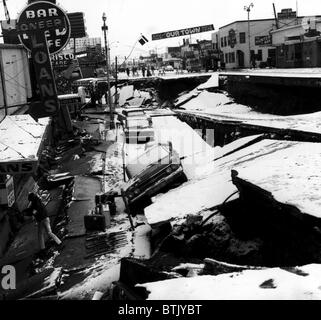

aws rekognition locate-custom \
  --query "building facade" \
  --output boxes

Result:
[64,37,102,54]
[271,16,321,68]
[215,18,277,69]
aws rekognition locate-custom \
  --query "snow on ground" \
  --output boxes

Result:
[118,85,134,107]
[174,88,200,108]
[197,73,219,90]
[145,139,298,225]
[233,140,321,219]
[221,68,321,78]
[179,90,321,136]
[152,116,213,160]
[145,171,237,225]
[138,264,321,300]
[179,91,232,113]
[0,115,49,161]
[213,134,264,160]
[25,268,62,299]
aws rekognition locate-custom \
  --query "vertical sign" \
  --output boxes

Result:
[31,33,60,116]
[16,1,71,119]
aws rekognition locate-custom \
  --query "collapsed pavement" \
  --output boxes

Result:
[105,73,321,300]
[3,71,321,300]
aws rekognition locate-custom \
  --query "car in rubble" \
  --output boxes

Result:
[122,142,186,208]
[124,117,154,143]
[118,108,151,124]
[119,108,146,119]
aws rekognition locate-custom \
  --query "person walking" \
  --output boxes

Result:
[146,66,152,77]
[142,65,146,77]
[126,67,130,77]
[25,193,63,254]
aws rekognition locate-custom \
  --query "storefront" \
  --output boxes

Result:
[0,115,50,257]
[271,20,321,68]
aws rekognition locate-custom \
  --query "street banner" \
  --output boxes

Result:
[152,24,214,41]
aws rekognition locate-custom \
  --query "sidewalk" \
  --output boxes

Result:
[0,187,64,299]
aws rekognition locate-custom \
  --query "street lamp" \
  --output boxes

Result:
[244,3,254,68]
[102,12,114,129]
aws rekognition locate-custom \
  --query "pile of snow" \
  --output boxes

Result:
[138,264,321,300]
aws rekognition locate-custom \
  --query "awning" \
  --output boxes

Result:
[0,115,50,175]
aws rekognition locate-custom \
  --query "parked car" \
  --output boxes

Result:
[124,117,154,143]
[164,65,174,72]
[122,142,186,207]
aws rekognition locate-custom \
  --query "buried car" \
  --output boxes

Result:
[124,118,154,143]
[118,108,151,122]
[122,142,186,208]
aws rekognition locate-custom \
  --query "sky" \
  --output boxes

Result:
[2,0,321,61]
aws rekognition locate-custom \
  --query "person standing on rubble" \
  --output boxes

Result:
[24,193,63,255]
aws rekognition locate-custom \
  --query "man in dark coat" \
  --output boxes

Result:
[25,193,62,252]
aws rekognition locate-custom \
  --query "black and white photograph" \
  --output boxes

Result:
[1,0,321,309]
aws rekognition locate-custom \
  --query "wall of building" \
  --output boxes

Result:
[218,19,276,69]
[272,20,321,68]
[0,45,32,120]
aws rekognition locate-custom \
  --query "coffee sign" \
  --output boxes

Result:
[16,1,71,54]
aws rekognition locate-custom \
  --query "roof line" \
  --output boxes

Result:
[219,15,321,30]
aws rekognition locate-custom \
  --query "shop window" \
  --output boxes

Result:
[225,53,229,63]
[240,32,246,44]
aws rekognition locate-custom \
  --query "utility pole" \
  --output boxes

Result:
[2,0,10,23]
[244,3,254,68]
[102,12,114,130]
[115,56,118,107]
[273,3,279,29]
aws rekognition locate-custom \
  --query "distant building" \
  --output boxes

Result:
[64,37,102,54]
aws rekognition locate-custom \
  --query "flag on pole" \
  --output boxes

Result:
[138,34,149,46]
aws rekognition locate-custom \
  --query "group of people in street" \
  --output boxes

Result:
[125,65,156,78]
